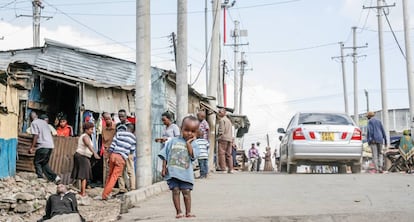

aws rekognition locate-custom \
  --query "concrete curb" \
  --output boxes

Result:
[120,181,169,214]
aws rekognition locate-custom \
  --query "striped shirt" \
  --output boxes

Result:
[196,138,209,159]
[109,131,136,159]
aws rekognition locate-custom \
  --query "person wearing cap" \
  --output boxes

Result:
[56,115,74,137]
[217,108,234,173]
[102,123,136,200]
[366,111,387,173]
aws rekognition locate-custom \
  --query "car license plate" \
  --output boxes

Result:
[321,132,334,141]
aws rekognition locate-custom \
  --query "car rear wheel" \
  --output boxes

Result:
[279,161,287,173]
[287,163,297,174]
[351,164,361,174]
[338,165,347,174]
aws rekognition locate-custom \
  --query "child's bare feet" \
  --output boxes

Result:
[175,213,184,219]
[185,213,196,218]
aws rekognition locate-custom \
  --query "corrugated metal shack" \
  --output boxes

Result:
[0,39,214,182]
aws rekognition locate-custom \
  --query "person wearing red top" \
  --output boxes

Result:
[56,116,74,137]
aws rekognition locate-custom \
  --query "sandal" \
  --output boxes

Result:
[185,214,196,218]
[175,213,184,219]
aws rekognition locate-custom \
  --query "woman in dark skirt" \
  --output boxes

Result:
[71,122,100,196]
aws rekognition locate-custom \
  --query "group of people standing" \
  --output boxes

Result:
[70,109,137,199]
[28,109,137,200]
[30,107,234,219]
[248,142,276,172]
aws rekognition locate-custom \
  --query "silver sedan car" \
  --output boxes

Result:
[277,112,363,174]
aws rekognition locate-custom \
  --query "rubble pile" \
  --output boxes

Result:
[0,172,120,222]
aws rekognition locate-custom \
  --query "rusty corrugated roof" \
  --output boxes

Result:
[0,39,137,88]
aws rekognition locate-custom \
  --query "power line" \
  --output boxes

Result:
[235,0,301,10]
[3,0,302,17]
[50,0,135,7]
[42,0,135,51]
[249,42,337,54]
[0,0,17,9]
[358,0,373,33]
[383,8,406,59]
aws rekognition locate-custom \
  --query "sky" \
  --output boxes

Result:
[1,0,413,151]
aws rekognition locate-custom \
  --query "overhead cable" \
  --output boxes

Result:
[249,42,337,54]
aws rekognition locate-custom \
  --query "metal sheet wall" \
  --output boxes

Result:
[17,134,78,184]
[0,138,17,178]
[83,85,134,114]
[150,69,167,183]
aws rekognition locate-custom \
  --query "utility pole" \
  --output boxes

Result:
[233,20,240,114]
[364,1,395,146]
[343,27,367,124]
[136,0,152,188]
[176,0,188,126]
[221,1,235,108]
[331,42,350,114]
[239,52,247,114]
[402,0,414,134]
[266,134,270,147]
[364,89,370,112]
[216,59,223,108]
[352,27,359,124]
[204,0,208,94]
[208,0,221,172]
[171,32,177,68]
[208,0,220,99]
[33,0,41,47]
[222,60,227,107]
[18,1,52,47]
[229,20,248,114]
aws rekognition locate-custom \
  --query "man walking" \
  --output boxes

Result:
[116,109,136,192]
[29,111,60,183]
[367,111,387,173]
[248,143,259,171]
[102,123,136,200]
[217,108,233,173]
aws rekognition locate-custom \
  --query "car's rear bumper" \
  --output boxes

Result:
[290,142,363,163]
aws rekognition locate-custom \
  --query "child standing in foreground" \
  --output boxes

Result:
[196,130,209,179]
[158,115,200,219]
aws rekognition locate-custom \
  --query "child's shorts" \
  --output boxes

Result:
[167,178,193,190]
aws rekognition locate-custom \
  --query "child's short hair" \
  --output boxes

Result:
[162,111,174,121]
[181,115,199,127]
[83,122,94,131]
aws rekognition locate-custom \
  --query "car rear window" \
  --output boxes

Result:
[298,113,353,125]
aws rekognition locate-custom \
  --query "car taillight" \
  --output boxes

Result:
[293,128,305,140]
[351,128,362,140]
[341,132,348,139]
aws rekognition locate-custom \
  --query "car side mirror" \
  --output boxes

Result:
[277,128,286,134]
[278,135,283,141]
